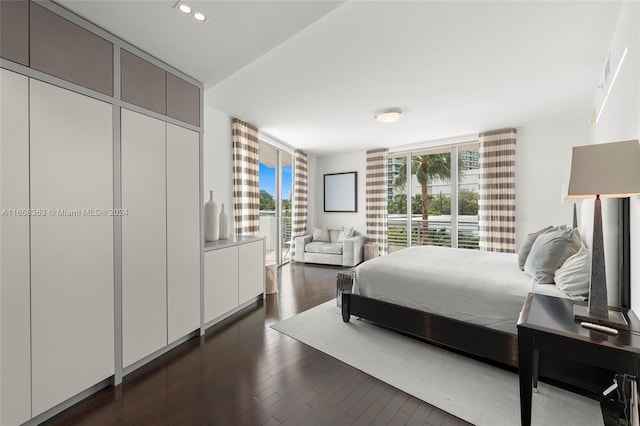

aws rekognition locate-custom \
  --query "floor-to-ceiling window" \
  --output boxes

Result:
[259,140,294,265]
[387,142,479,251]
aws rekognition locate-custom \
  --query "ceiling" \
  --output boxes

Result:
[59,1,623,156]
[57,0,345,86]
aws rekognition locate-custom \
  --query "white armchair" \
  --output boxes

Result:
[294,229,366,267]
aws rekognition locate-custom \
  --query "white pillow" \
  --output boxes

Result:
[336,227,354,242]
[312,226,330,242]
[554,245,591,299]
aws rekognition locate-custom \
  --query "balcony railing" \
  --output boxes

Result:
[388,216,479,250]
[259,211,293,262]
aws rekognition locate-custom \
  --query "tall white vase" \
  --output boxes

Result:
[219,203,229,240]
[204,191,219,241]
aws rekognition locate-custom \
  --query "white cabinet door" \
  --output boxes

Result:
[238,241,265,305]
[204,247,239,323]
[166,123,200,343]
[0,69,32,426]
[121,109,167,367]
[30,79,114,416]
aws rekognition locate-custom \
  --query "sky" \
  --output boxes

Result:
[259,163,293,200]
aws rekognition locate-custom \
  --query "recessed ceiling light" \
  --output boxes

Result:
[374,109,402,123]
[193,12,206,22]
[178,4,191,14]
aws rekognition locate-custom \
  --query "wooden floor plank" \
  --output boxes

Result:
[353,400,386,426]
[389,409,412,426]
[373,391,409,424]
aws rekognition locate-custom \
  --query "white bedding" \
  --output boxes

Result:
[353,245,569,334]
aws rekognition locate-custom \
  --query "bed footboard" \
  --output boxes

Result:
[341,292,518,368]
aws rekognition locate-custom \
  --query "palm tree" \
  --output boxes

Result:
[393,153,465,245]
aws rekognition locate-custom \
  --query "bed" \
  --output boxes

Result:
[341,199,629,369]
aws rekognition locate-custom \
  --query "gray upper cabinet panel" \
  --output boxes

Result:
[121,50,166,115]
[0,0,29,66]
[166,73,200,127]
[29,3,113,96]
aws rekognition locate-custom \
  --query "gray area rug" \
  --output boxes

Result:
[271,301,603,426]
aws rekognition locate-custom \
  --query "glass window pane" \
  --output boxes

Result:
[387,155,409,251]
[412,152,451,248]
[458,147,480,250]
[280,152,293,263]
[259,141,277,264]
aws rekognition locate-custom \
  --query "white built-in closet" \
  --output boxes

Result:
[1,69,116,421]
[0,2,203,423]
[121,109,200,368]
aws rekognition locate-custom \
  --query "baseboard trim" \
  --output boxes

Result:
[122,330,200,377]
[23,378,112,426]
[203,294,264,331]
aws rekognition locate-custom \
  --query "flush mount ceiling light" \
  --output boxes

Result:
[374,109,403,123]
[174,1,207,22]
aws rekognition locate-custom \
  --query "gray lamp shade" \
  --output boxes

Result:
[567,140,640,199]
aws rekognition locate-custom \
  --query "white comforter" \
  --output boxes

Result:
[353,245,568,334]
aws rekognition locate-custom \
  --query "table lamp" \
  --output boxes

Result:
[566,139,640,329]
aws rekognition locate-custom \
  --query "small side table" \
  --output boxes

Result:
[517,293,640,426]
[265,263,277,294]
[336,268,355,307]
[364,243,379,261]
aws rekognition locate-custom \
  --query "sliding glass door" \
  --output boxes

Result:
[259,140,294,265]
[280,152,293,264]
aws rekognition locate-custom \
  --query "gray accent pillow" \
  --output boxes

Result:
[524,227,581,284]
[518,225,553,270]
[312,227,330,242]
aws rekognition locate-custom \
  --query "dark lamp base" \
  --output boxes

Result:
[574,304,629,330]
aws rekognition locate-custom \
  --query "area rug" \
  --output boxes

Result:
[271,300,603,426]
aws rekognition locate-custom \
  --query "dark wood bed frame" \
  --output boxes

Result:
[341,200,631,372]
[342,291,519,366]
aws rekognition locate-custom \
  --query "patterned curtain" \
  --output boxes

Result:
[365,149,388,255]
[232,118,260,236]
[478,128,517,253]
[292,150,308,257]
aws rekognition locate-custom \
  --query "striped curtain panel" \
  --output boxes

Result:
[291,150,308,257]
[365,149,389,256]
[478,128,517,253]
[232,118,260,236]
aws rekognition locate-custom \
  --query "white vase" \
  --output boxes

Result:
[219,203,229,240]
[204,191,219,241]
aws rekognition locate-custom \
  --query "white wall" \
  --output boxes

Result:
[203,105,233,229]
[313,151,367,234]
[515,117,590,248]
[590,1,639,144]
[588,2,640,312]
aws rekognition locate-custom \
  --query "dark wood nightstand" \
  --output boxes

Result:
[517,293,640,426]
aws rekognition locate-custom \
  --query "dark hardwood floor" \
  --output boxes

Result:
[45,263,471,426]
